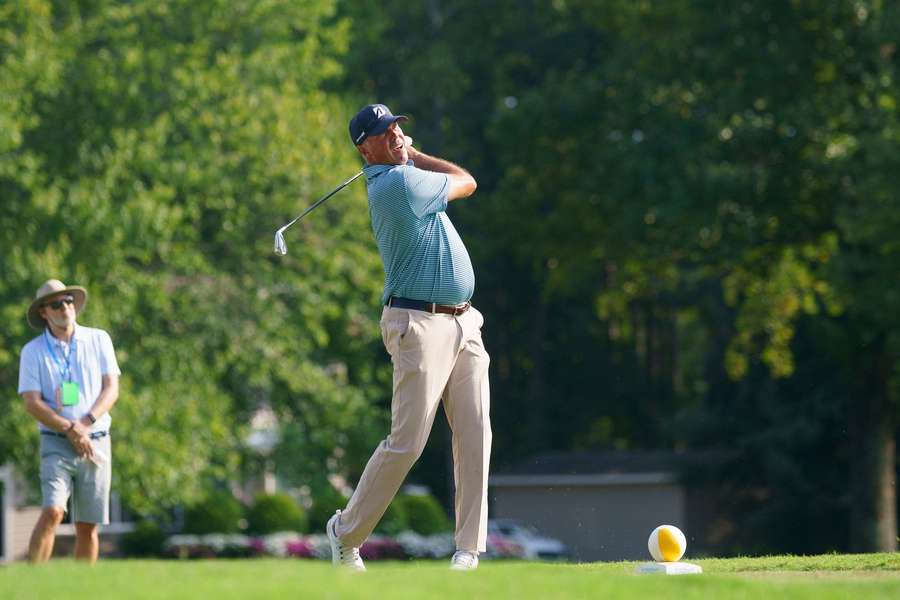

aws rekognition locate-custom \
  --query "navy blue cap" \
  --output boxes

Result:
[349,104,408,146]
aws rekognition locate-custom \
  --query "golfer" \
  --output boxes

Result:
[17,279,120,564]
[328,104,491,571]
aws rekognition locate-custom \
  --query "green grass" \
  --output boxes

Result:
[3,554,900,599]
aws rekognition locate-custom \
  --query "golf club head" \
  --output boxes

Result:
[273,170,364,257]
[274,230,288,255]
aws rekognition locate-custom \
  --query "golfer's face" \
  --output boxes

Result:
[365,122,408,165]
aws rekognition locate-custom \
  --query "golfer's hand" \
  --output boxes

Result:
[68,432,94,460]
[70,419,90,438]
[405,136,420,161]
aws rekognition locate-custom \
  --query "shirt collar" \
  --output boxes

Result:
[363,160,413,182]
[45,322,82,345]
[363,164,393,181]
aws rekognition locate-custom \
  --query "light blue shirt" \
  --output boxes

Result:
[18,323,120,433]
[365,161,475,305]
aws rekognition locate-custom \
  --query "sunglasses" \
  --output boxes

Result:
[43,295,75,310]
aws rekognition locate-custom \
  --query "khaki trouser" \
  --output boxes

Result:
[337,305,492,552]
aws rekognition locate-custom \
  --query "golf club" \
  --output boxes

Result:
[273,136,414,255]
[273,171,364,255]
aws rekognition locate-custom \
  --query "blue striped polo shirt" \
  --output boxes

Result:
[365,161,475,306]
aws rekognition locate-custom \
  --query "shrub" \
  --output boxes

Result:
[163,534,260,559]
[395,531,456,559]
[285,538,316,558]
[360,536,407,560]
[307,485,349,533]
[183,491,244,534]
[159,531,457,560]
[122,519,167,557]
[374,496,409,535]
[397,493,452,535]
[246,493,307,534]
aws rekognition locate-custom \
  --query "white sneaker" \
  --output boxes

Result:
[450,550,479,570]
[327,510,365,571]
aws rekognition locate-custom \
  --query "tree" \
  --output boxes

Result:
[0,0,387,515]
[339,0,900,552]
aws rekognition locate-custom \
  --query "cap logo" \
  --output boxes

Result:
[373,106,387,118]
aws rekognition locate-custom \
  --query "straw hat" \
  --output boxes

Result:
[27,279,88,330]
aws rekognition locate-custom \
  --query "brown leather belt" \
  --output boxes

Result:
[387,296,471,316]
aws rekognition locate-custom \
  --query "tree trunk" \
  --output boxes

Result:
[848,350,897,552]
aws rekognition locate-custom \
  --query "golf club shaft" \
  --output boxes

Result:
[281,170,364,231]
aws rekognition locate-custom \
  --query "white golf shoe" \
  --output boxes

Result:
[450,550,479,570]
[327,510,365,571]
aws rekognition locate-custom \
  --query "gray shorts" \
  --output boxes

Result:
[39,433,112,524]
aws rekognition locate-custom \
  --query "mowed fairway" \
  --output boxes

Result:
[3,553,900,599]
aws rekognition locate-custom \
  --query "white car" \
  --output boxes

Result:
[487,519,569,561]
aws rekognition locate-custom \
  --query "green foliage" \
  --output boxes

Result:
[246,493,307,534]
[0,402,37,486]
[183,491,244,534]
[397,493,451,535]
[121,520,167,557]
[0,0,387,513]
[2,0,898,558]
[374,496,409,536]
[339,0,900,553]
[722,238,842,379]
[307,484,349,534]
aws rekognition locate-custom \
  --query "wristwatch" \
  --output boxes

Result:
[87,412,97,424]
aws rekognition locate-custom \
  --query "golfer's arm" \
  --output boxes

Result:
[23,391,73,432]
[409,149,477,200]
[87,373,119,421]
